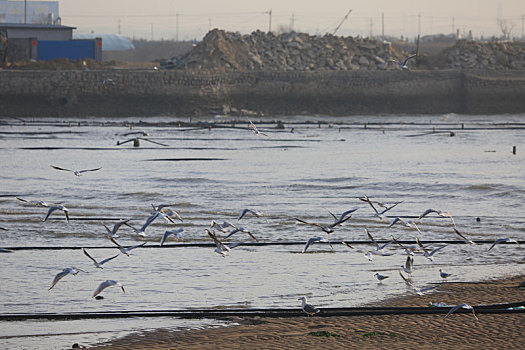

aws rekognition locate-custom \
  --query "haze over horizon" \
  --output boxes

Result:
[59,0,524,41]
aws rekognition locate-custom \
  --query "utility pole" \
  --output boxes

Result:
[24,0,27,24]
[176,12,179,41]
[290,13,295,31]
[381,12,385,39]
[209,17,212,31]
[369,18,373,38]
[267,9,272,32]
[452,17,455,35]
[522,14,524,39]
[418,13,421,37]
[118,19,121,35]
[150,23,154,41]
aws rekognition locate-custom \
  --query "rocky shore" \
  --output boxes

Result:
[1,30,525,117]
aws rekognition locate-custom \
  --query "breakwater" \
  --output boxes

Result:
[1,69,525,117]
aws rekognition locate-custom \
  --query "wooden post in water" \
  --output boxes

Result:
[513,146,516,155]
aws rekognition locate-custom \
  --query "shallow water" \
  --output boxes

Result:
[0,114,524,348]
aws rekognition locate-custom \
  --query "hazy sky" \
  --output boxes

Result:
[58,0,525,41]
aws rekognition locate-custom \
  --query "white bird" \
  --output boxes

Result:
[359,196,401,219]
[50,165,102,177]
[389,217,422,235]
[326,208,358,225]
[15,196,49,207]
[92,280,125,298]
[402,255,414,274]
[81,248,119,269]
[416,237,447,261]
[374,272,389,282]
[109,237,146,256]
[418,208,456,227]
[398,270,413,286]
[365,228,394,255]
[342,242,374,261]
[302,236,333,253]
[209,220,233,233]
[298,296,320,316]
[44,205,69,223]
[152,204,183,223]
[206,229,240,257]
[488,237,521,251]
[248,120,270,137]
[413,284,440,296]
[116,137,168,147]
[444,303,478,321]
[224,225,258,242]
[439,269,452,281]
[102,219,133,239]
[453,228,476,245]
[390,54,417,69]
[295,215,351,234]
[238,208,264,221]
[49,267,86,290]
[129,210,164,237]
[160,228,184,246]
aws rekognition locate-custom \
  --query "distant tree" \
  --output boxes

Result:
[496,19,515,40]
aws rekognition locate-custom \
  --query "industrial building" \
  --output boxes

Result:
[0,0,101,62]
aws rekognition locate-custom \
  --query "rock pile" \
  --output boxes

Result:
[176,29,410,72]
[443,40,525,70]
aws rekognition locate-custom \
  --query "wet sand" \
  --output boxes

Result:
[89,275,525,349]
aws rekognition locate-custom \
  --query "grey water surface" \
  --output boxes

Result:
[0,114,524,349]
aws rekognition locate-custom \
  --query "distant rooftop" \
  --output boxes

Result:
[0,23,75,30]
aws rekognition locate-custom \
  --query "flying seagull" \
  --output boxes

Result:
[389,217,422,235]
[359,195,402,219]
[302,236,333,253]
[248,120,270,137]
[82,248,119,269]
[298,296,320,316]
[238,208,264,221]
[295,215,352,234]
[48,267,86,290]
[15,196,49,207]
[444,303,478,321]
[92,280,125,298]
[418,208,456,227]
[488,237,521,251]
[50,165,102,177]
[160,228,184,246]
[206,229,241,257]
[402,255,414,274]
[102,219,134,239]
[416,237,447,261]
[342,242,374,261]
[326,208,358,226]
[109,237,146,256]
[116,137,168,147]
[44,205,70,223]
[390,54,417,70]
[365,228,394,255]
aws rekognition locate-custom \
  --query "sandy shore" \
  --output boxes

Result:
[89,275,525,349]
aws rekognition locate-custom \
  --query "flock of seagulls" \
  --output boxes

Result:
[3,159,521,318]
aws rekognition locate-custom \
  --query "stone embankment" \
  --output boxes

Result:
[443,40,525,70]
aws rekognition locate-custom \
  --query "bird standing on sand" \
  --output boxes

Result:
[298,296,320,316]
[440,269,452,282]
[374,272,389,282]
